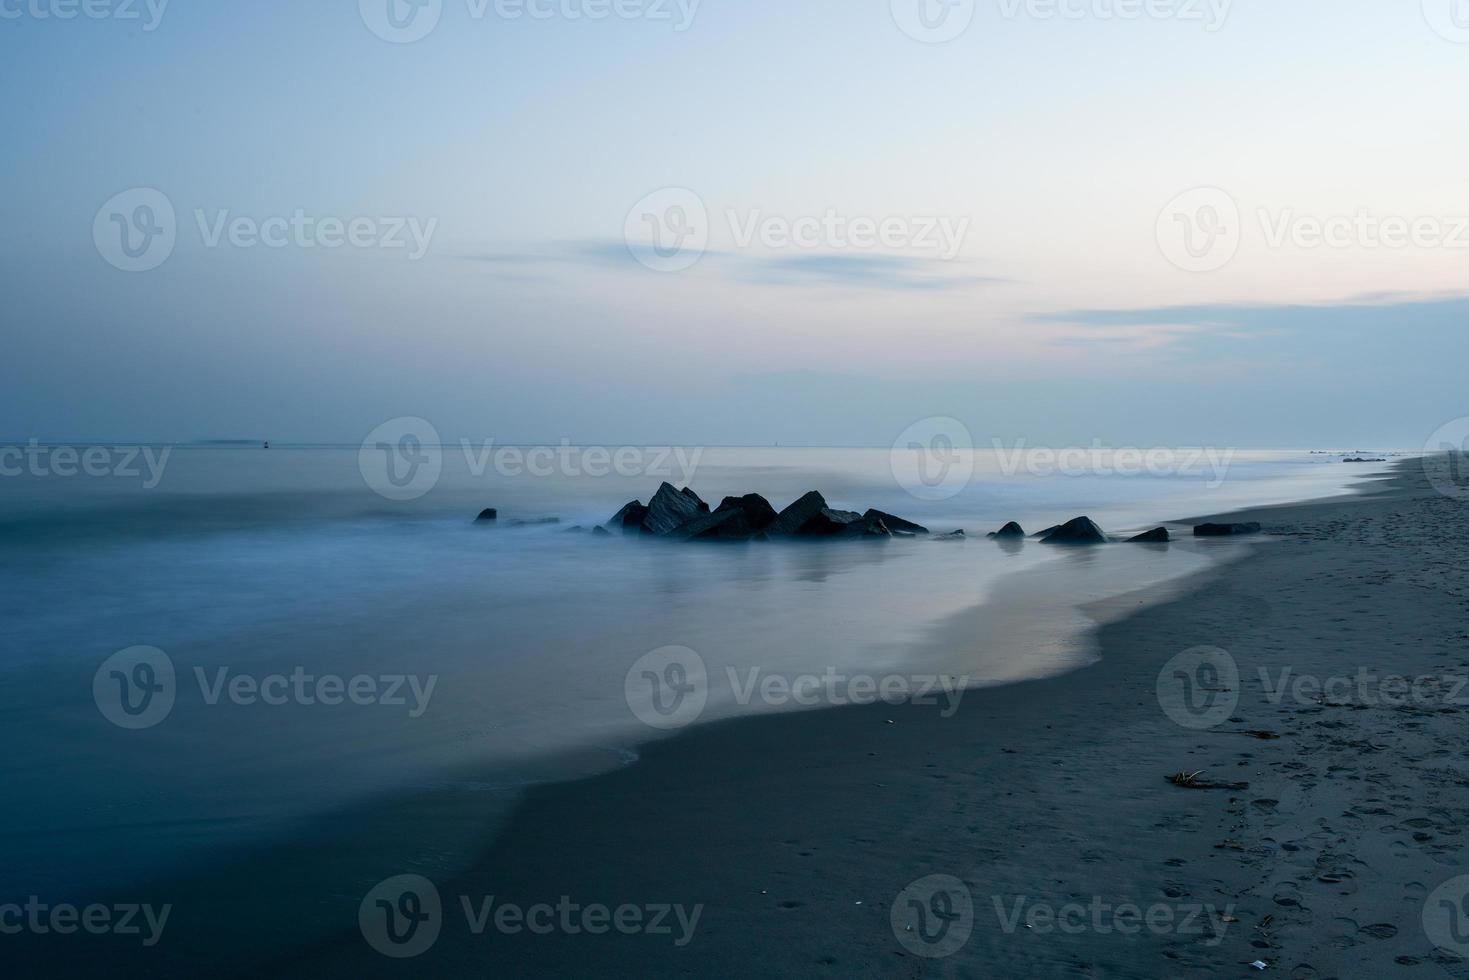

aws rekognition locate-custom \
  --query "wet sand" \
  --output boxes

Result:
[259,455,1469,977]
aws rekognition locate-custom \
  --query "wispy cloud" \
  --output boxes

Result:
[458,241,1004,292]
[738,253,1008,292]
[1030,292,1469,358]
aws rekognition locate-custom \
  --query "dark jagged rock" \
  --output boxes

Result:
[934,530,966,540]
[1032,524,1061,539]
[987,521,1025,540]
[863,510,929,535]
[668,507,747,542]
[1040,517,1107,545]
[719,499,787,537]
[642,483,706,536]
[681,486,711,513]
[760,491,831,537]
[1128,527,1170,543]
[607,500,648,534]
[1194,522,1262,537]
[475,508,498,522]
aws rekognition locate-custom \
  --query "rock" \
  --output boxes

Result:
[565,525,585,533]
[933,530,966,540]
[475,508,498,522]
[987,521,1025,540]
[1127,527,1170,543]
[641,483,706,536]
[1343,457,1385,463]
[713,499,781,537]
[668,507,749,542]
[1040,517,1107,545]
[1194,522,1262,537]
[681,486,711,513]
[863,510,929,535]
[607,500,648,534]
[592,525,611,537]
[760,491,831,537]
[509,517,560,527]
[1031,524,1061,539]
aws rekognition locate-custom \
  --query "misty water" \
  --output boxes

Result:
[0,445,1380,921]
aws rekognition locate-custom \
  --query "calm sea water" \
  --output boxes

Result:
[0,446,1382,933]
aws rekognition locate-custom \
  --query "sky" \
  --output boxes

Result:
[2,0,1466,448]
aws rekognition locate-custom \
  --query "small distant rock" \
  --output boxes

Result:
[475,508,498,522]
[987,522,1025,540]
[1040,517,1107,545]
[1343,457,1386,463]
[1127,527,1170,543]
[509,517,560,527]
[1194,522,1262,537]
[592,525,612,537]
[933,530,966,540]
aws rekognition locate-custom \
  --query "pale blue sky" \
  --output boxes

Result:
[3,0,1465,446]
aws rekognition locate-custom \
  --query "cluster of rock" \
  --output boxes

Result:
[477,487,1269,546]
[605,484,932,541]
[984,517,1169,544]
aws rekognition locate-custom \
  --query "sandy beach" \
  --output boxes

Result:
[219,455,1460,977]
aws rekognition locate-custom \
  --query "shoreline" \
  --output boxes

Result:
[264,457,1462,977]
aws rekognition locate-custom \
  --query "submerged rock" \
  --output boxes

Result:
[987,521,1026,540]
[1194,522,1262,537]
[475,508,498,522]
[1128,527,1170,543]
[1040,517,1107,545]
[934,530,966,540]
